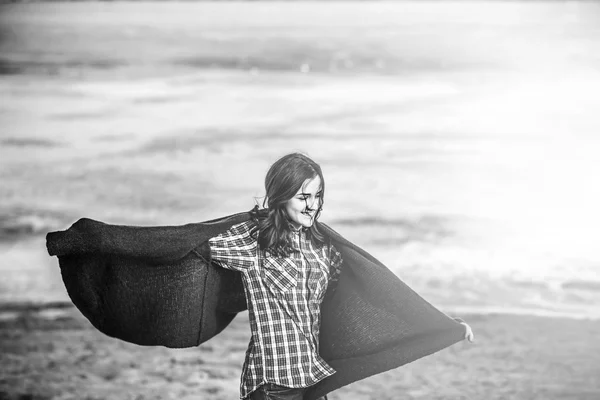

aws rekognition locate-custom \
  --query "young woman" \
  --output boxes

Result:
[207,153,474,400]
[46,151,473,400]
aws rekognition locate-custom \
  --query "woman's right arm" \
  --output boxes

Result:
[208,221,257,271]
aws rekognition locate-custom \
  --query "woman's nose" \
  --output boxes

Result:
[305,196,318,210]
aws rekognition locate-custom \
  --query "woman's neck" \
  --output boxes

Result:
[289,223,302,233]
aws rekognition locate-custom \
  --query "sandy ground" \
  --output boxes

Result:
[1,305,599,400]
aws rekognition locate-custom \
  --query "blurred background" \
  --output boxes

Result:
[1,1,600,399]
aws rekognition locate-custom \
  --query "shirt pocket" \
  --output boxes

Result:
[261,257,298,294]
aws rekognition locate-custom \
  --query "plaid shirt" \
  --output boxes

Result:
[208,220,343,399]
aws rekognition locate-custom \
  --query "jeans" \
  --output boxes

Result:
[249,383,328,400]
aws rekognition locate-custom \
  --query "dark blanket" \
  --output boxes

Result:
[46,210,466,400]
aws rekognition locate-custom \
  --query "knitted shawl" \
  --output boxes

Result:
[46,210,465,400]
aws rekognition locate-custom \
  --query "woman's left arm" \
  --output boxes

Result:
[453,317,475,342]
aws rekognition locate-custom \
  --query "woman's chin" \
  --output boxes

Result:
[289,214,315,229]
[301,217,315,228]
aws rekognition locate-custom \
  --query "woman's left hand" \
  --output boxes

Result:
[460,322,474,343]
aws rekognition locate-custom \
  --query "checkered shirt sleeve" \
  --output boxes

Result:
[208,221,257,270]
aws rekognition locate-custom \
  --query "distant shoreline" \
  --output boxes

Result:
[1,299,599,323]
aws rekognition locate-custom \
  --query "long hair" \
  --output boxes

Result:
[255,153,327,257]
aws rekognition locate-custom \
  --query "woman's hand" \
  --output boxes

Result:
[460,322,474,343]
[452,317,474,342]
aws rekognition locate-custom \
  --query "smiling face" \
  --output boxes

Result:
[285,175,323,231]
